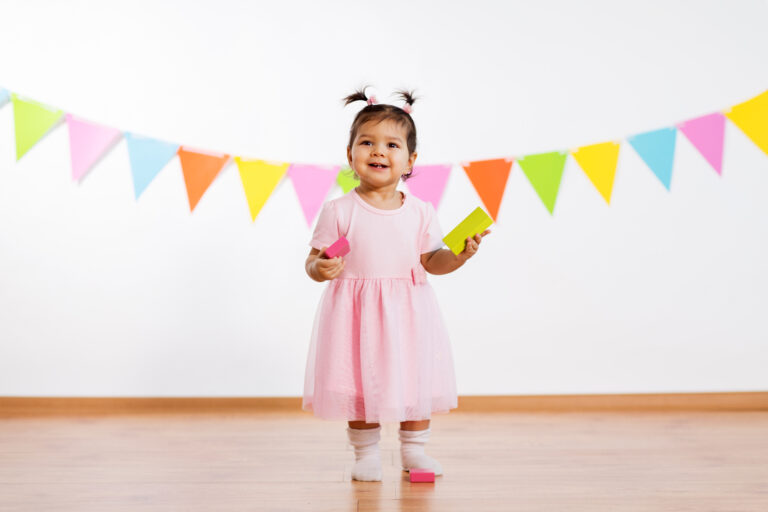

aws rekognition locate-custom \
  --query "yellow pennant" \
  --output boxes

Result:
[235,158,289,221]
[726,89,768,156]
[571,142,620,204]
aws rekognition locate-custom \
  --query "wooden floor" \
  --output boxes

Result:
[1,409,767,511]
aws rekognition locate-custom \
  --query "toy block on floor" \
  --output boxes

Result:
[409,469,435,483]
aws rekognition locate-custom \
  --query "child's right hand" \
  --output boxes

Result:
[313,248,345,281]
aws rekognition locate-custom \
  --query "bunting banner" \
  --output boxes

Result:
[571,142,620,204]
[288,164,339,226]
[12,94,64,161]
[125,133,180,199]
[178,147,230,212]
[517,151,568,215]
[726,89,768,157]
[628,127,677,190]
[336,166,359,194]
[235,158,289,222]
[461,158,514,221]
[406,164,452,210]
[0,85,766,224]
[66,114,122,181]
[678,113,725,175]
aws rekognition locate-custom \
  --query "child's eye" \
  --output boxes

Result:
[360,141,372,146]
[388,143,399,148]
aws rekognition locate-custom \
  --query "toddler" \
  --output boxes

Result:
[303,88,489,481]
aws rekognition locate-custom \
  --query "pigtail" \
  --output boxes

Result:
[395,89,418,113]
[343,86,372,106]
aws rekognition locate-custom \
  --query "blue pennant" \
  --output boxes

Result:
[125,132,179,198]
[0,88,9,108]
[628,127,677,190]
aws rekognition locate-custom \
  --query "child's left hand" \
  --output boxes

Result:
[459,230,490,261]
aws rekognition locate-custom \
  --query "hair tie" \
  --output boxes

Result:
[367,95,377,106]
[403,104,413,114]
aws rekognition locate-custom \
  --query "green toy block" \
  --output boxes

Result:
[443,207,493,255]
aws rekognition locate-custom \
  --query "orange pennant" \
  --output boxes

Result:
[177,147,230,212]
[461,158,513,221]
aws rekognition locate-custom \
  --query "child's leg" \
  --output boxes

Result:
[347,421,382,481]
[348,421,380,429]
[400,420,430,431]
[399,419,443,475]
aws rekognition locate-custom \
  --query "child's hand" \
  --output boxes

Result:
[458,230,490,261]
[314,247,346,281]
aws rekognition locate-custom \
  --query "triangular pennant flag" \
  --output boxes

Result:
[517,151,568,215]
[12,93,64,160]
[0,88,9,108]
[66,114,122,181]
[571,142,620,204]
[288,164,339,226]
[177,147,230,212]
[725,89,768,156]
[125,133,180,198]
[405,164,452,210]
[336,165,359,193]
[678,112,725,175]
[628,127,677,190]
[461,158,513,221]
[235,158,289,221]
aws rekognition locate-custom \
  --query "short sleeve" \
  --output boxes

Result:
[421,202,444,254]
[309,201,339,250]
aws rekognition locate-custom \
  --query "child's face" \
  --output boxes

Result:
[347,119,416,189]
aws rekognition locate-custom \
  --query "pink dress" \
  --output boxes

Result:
[303,189,458,423]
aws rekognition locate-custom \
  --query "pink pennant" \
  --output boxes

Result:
[677,112,725,175]
[405,164,452,210]
[288,164,339,226]
[66,114,122,181]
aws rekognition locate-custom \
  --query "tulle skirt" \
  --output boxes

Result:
[303,277,457,423]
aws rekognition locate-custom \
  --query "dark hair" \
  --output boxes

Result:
[344,87,418,180]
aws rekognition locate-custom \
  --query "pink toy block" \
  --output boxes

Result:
[324,236,350,259]
[409,469,435,483]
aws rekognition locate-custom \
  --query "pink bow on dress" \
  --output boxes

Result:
[411,265,427,285]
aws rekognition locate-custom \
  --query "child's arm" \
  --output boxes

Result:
[305,248,346,282]
[420,230,490,275]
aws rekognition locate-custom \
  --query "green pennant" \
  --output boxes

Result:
[12,94,64,161]
[336,165,359,194]
[517,151,568,215]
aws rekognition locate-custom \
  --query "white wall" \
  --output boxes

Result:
[1,0,767,397]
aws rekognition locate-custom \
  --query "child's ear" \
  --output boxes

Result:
[347,146,352,165]
[408,151,418,168]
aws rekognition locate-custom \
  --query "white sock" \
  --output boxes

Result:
[399,428,443,475]
[347,427,382,482]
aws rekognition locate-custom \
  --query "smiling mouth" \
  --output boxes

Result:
[369,163,389,169]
